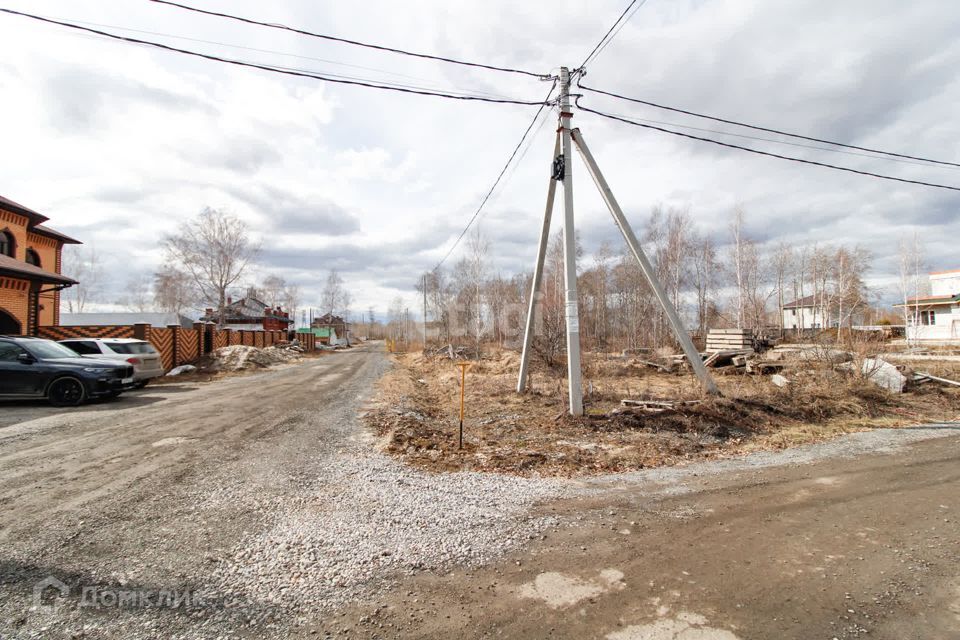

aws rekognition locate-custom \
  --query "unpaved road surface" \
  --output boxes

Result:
[334,429,960,640]
[1,342,959,639]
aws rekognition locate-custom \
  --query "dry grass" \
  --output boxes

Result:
[363,347,960,477]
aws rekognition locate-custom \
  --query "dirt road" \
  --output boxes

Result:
[0,344,399,638]
[332,429,960,640]
[1,342,959,639]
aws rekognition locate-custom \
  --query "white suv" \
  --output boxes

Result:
[60,338,165,388]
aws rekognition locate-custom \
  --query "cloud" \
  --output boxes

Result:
[1,0,959,316]
[226,184,361,236]
[42,66,216,133]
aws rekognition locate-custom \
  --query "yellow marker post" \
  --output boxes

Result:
[456,362,470,450]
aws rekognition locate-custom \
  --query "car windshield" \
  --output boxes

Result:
[105,342,157,355]
[24,339,86,360]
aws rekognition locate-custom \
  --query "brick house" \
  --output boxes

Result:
[199,295,293,331]
[0,195,80,335]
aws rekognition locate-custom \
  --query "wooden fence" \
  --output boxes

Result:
[38,323,317,371]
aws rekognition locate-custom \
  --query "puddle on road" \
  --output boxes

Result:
[607,611,741,640]
[151,436,196,447]
[519,569,625,608]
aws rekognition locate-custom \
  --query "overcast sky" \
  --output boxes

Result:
[1,0,958,322]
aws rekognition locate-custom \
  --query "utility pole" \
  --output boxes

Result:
[516,67,720,405]
[558,67,584,415]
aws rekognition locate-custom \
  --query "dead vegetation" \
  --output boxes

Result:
[364,346,960,477]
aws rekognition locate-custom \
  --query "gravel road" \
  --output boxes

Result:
[0,343,564,639]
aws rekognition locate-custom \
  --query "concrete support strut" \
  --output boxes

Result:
[516,130,561,393]
[570,127,720,396]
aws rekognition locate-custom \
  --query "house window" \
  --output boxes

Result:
[25,248,40,267]
[920,309,936,325]
[0,230,14,257]
[790,309,797,317]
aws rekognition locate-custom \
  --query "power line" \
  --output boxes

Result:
[577,0,649,73]
[0,9,551,107]
[67,24,515,100]
[587,107,957,170]
[148,0,549,80]
[54,14,506,95]
[435,81,559,270]
[584,0,649,70]
[580,83,960,169]
[576,100,960,192]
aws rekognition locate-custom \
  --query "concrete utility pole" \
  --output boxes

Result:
[558,67,584,415]
[516,129,561,393]
[516,68,720,407]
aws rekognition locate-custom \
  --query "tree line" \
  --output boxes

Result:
[408,205,878,355]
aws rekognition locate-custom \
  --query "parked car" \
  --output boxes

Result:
[0,336,135,406]
[59,338,164,388]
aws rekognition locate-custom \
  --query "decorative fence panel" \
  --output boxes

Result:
[178,328,199,363]
[148,327,176,370]
[38,325,135,340]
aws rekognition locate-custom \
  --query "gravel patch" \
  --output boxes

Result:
[207,452,564,617]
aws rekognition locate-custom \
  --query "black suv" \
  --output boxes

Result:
[0,336,135,406]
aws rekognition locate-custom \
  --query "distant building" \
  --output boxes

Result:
[311,313,350,346]
[60,312,195,329]
[0,194,80,335]
[782,295,827,330]
[199,296,293,331]
[894,269,960,342]
[298,326,338,346]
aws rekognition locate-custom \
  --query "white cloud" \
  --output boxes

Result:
[0,0,957,316]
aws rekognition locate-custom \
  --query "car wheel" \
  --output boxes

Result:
[47,377,87,407]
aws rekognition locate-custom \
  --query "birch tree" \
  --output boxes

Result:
[61,245,103,313]
[162,207,259,326]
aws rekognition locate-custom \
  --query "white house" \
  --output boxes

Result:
[895,269,960,342]
[782,295,827,330]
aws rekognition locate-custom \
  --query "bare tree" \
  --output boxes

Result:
[259,275,288,308]
[321,269,347,317]
[61,245,103,313]
[153,265,195,317]
[117,274,153,312]
[729,206,747,329]
[467,226,490,356]
[898,233,926,344]
[691,233,718,336]
[771,243,794,337]
[162,207,258,326]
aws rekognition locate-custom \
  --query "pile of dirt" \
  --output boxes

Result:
[212,345,302,371]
